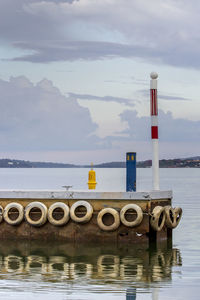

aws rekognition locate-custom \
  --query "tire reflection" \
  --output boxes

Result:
[0,242,182,285]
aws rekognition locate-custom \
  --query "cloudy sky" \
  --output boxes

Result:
[1,0,200,164]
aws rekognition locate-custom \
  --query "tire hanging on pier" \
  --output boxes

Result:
[70,201,93,223]
[173,207,182,228]
[25,202,47,227]
[97,208,120,231]
[165,206,182,229]
[3,202,24,226]
[48,202,70,226]
[120,204,143,227]
[165,206,176,229]
[0,205,3,223]
[150,206,166,231]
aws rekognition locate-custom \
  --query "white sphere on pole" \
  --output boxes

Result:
[150,72,158,79]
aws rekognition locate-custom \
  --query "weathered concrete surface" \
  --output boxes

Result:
[0,190,172,200]
[0,214,150,244]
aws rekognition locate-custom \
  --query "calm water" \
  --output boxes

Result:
[0,168,199,300]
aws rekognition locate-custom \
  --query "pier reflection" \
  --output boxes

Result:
[0,241,182,299]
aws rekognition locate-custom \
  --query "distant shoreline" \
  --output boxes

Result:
[0,157,200,168]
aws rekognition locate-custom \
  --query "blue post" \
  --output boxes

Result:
[126,152,136,192]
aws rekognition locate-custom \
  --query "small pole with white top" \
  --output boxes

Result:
[150,72,159,190]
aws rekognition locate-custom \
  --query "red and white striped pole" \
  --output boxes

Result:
[150,72,159,190]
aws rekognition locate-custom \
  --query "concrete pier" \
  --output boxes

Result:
[0,190,174,244]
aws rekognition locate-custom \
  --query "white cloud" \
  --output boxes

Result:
[0,76,100,151]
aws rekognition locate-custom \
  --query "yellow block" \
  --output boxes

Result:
[88,169,97,190]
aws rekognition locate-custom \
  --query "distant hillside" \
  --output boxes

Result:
[137,158,200,168]
[88,162,125,168]
[0,157,200,168]
[0,159,77,168]
[92,158,200,168]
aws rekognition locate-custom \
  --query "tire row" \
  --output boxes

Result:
[0,202,182,232]
[0,201,143,231]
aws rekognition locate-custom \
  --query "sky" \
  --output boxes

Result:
[1,0,200,164]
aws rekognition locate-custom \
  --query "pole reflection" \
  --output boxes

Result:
[126,288,136,300]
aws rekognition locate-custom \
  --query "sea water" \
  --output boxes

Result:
[0,168,198,300]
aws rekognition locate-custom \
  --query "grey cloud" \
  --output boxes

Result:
[30,0,77,2]
[0,0,78,43]
[0,76,101,151]
[139,89,190,101]
[159,95,190,101]
[159,110,200,142]
[0,1,58,42]
[68,92,135,107]
[11,41,149,63]
[120,110,149,141]
[104,77,148,86]
[12,39,200,71]
[120,109,200,142]
[1,0,200,68]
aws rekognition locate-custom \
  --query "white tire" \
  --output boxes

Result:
[165,206,176,229]
[25,202,47,227]
[97,208,120,231]
[3,202,24,225]
[0,206,3,223]
[120,204,143,227]
[150,206,166,231]
[48,202,70,226]
[70,201,93,223]
[173,207,182,228]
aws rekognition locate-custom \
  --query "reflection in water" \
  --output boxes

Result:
[126,288,136,300]
[0,241,182,299]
